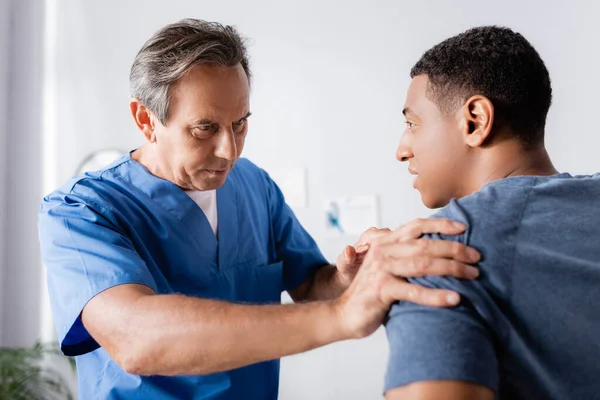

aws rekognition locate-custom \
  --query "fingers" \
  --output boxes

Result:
[337,245,356,268]
[380,218,467,243]
[372,238,480,264]
[359,227,392,244]
[353,227,389,257]
[345,246,357,264]
[381,279,462,307]
[354,242,370,254]
[404,218,466,239]
[385,257,479,280]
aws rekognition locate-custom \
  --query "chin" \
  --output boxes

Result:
[421,193,451,210]
[191,173,229,191]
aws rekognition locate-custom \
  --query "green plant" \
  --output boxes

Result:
[0,341,75,400]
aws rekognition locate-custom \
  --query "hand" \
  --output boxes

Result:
[333,218,481,339]
[335,227,392,287]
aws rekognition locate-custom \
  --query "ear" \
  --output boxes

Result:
[130,98,157,143]
[461,95,494,148]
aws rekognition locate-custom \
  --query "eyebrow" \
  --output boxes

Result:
[192,118,217,126]
[191,112,252,126]
[239,111,252,121]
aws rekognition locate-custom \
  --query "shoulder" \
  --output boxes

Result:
[397,177,542,333]
[430,176,538,252]
[231,157,263,176]
[434,176,537,229]
[230,158,278,194]
[40,156,133,220]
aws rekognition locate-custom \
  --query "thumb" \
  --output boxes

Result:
[345,245,357,263]
[338,245,357,267]
[354,242,370,254]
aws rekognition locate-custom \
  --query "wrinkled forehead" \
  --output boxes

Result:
[170,64,250,120]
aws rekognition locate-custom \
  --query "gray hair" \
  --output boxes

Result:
[129,18,251,125]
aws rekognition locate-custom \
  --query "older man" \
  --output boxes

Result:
[38,19,480,399]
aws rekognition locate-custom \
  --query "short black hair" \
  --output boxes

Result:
[411,26,552,146]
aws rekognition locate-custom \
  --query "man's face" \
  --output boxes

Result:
[154,64,250,191]
[396,75,469,208]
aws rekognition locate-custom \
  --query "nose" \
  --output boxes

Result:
[396,132,413,162]
[214,129,236,161]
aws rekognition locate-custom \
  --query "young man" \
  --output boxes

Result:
[384,26,600,399]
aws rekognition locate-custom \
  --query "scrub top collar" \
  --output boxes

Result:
[115,151,240,269]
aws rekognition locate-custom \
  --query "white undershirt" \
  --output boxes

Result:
[184,189,218,236]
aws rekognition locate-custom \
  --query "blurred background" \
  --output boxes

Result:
[0,0,599,398]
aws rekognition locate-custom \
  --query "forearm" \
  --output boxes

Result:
[302,265,349,301]
[114,294,346,376]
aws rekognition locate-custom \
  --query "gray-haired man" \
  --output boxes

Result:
[38,19,480,399]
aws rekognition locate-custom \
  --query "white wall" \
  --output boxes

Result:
[0,0,45,347]
[46,0,600,398]
[0,0,11,345]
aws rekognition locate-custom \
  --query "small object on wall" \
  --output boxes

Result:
[324,195,379,237]
[76,149,125,175]
[267,168,308,209]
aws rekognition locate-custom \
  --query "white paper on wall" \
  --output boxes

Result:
[323,195,379,237]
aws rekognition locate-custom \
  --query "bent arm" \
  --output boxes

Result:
[82,283,346,376]
[289,264,348,302]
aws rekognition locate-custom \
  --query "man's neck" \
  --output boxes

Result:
[131,145,179,186]
[461,140,558,198]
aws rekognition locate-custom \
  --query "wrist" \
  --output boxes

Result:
[332,266,353,290]
[326,296,355,341]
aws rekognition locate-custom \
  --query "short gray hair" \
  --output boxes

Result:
[129,18,251,125]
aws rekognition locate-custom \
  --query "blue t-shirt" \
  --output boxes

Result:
[38,155,327,400]
[385,173,600,399]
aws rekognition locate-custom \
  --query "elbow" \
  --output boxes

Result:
[111,337,159,376]
[114,347,151,376]
[113,342,217,376]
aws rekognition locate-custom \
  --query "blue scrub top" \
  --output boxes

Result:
[38,154,327,400]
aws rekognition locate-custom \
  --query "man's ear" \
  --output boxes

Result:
[461,95,494,148]
[130,98,157,143]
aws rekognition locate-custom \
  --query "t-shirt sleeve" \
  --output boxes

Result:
[38,192,158,356]
[263,173,328,292]
[384,204,502,395]
[385,286,499,394]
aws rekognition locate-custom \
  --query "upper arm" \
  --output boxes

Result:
[386,380,494,400]
[38,194,158,356]
[384,280,500,396]
[262,170,328,293]
[383,193,513,398]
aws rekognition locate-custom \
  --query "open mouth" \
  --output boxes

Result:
[408,168,419,187]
